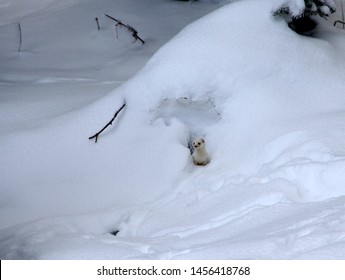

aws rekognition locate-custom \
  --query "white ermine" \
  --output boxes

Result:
[192,138,210,166]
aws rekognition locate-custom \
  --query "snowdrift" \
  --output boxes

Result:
[1,0,345,259]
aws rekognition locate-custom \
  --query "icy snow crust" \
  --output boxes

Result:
[1,0,345,259]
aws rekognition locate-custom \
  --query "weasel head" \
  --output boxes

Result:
[192,138,205,150]
[191,137,210,166]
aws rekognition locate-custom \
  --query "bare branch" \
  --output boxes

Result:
[104,13,145,44]
[89,102,126,143]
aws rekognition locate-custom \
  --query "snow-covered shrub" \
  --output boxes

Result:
[272,0,337,35]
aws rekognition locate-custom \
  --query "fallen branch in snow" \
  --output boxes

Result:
[89,102,126,143]
[104,13,145,44]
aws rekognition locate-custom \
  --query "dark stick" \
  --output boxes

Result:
[104,13,120,23]
[89,103,126,143]
[104,13,145,44]
[18,23,22,52]
[132,31,145,44]
[95,17,100,30]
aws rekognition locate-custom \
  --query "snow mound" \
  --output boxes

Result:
[1,0,345,259]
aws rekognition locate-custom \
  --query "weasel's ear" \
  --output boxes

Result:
[201,139,205,143]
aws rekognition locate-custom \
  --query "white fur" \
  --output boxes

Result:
[191,138,210,166]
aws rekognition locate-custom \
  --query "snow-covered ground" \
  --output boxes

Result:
[1,0,345,259]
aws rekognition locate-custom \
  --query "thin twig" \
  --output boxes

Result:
[89,103,126,143]
[95,17,100,30]
[104,13,145,44]
[105,13,121,24]
[18,23,22,52]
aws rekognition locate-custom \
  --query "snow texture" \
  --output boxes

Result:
[1,0,345,259]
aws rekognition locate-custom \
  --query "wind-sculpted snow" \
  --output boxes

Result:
[1,0,345,259]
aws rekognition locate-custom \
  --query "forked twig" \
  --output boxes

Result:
[89,103,126,143]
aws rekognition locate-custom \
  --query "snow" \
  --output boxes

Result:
[1,0,345,260]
